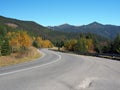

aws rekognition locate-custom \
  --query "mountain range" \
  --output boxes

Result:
[0,16,71,41]
[0,16,120,40]
[48,22,120,39]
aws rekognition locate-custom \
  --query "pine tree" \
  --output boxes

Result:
[74,38,87,53]
[32,41,40,48]
[1,38,11,56]
[113,34,120,54]
[55,40,64,51]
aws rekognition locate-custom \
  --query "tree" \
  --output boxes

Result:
[42,40,53,48]
[94,39,102,53]
[55,40,64,51]
[74,38,87,53]
[10,31,32,55]
[113,34,120,54]
[33,36,53,48]
[86,39,95,53]
[35,36,43,48]
[64,39,77,51]
[32,41,39,48]
[9,31,32,52]
[0,26,7,38]
[18,31,32,47]
[1,38,11,56]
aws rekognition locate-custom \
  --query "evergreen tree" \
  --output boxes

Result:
[1,38,11,56]
[113,34,120,54]
[32,41,40,48]
[74,38,87,53]
[55,40,64,51]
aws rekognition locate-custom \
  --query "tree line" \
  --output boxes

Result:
[55,33,120,54]
[0,26,53,56]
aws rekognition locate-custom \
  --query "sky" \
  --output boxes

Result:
[0,0,120,26]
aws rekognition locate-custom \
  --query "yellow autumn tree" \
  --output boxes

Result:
[17,31,31,47]
[86,39,95,53]
[33,36,53,48]
[64,39,77,51]
[9,31,32,52]
[42,40,53,48]
[35,36,43,48]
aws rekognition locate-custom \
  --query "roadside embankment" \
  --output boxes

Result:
[0,47,41,67]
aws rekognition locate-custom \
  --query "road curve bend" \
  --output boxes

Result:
[0,49,120,90]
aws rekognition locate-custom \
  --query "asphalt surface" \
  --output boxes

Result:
[0,49,120,90]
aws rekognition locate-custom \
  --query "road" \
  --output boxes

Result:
[0,49,120,90]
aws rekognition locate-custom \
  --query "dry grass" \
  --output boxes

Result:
[0,47,41,67]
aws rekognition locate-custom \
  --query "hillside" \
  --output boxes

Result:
[48,22,120,39]
[0,16,83,41]
[0,16,51,36]
[0,16,108,42]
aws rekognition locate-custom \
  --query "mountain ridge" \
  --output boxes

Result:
[0,15,83,41]
[0,15,54,37]
[47,22,120,39]
[0,15,119,39]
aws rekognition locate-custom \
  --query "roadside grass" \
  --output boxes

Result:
[0,47,41,67]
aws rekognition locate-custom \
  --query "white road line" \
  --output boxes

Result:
[0,50,61,76]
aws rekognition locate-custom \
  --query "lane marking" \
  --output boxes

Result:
[0,50,61,76]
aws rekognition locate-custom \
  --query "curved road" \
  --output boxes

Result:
[0,49,120,90]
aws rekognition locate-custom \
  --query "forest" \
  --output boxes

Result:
[55,33,120,54]
[0,25,53,56]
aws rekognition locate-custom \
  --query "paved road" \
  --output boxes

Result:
[0,49,120,90]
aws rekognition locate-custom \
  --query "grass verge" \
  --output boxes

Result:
[0,47,41,67]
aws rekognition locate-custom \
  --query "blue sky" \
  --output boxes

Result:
[0,0,120,26]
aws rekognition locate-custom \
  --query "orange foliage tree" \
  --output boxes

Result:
[42,40,53,48]
[8,31,32,52]
[86,39,95,53]
[33,36,53,48]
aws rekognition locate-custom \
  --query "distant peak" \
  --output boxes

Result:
[90,21,102,25]
[59,23,71,26]
[92,21,100,24]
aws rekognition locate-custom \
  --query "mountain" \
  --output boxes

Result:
[48,22,120,39]
[0,16,110,42]
[0,16,51,36]
[0,16,73,41]
[48,23,77,32]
